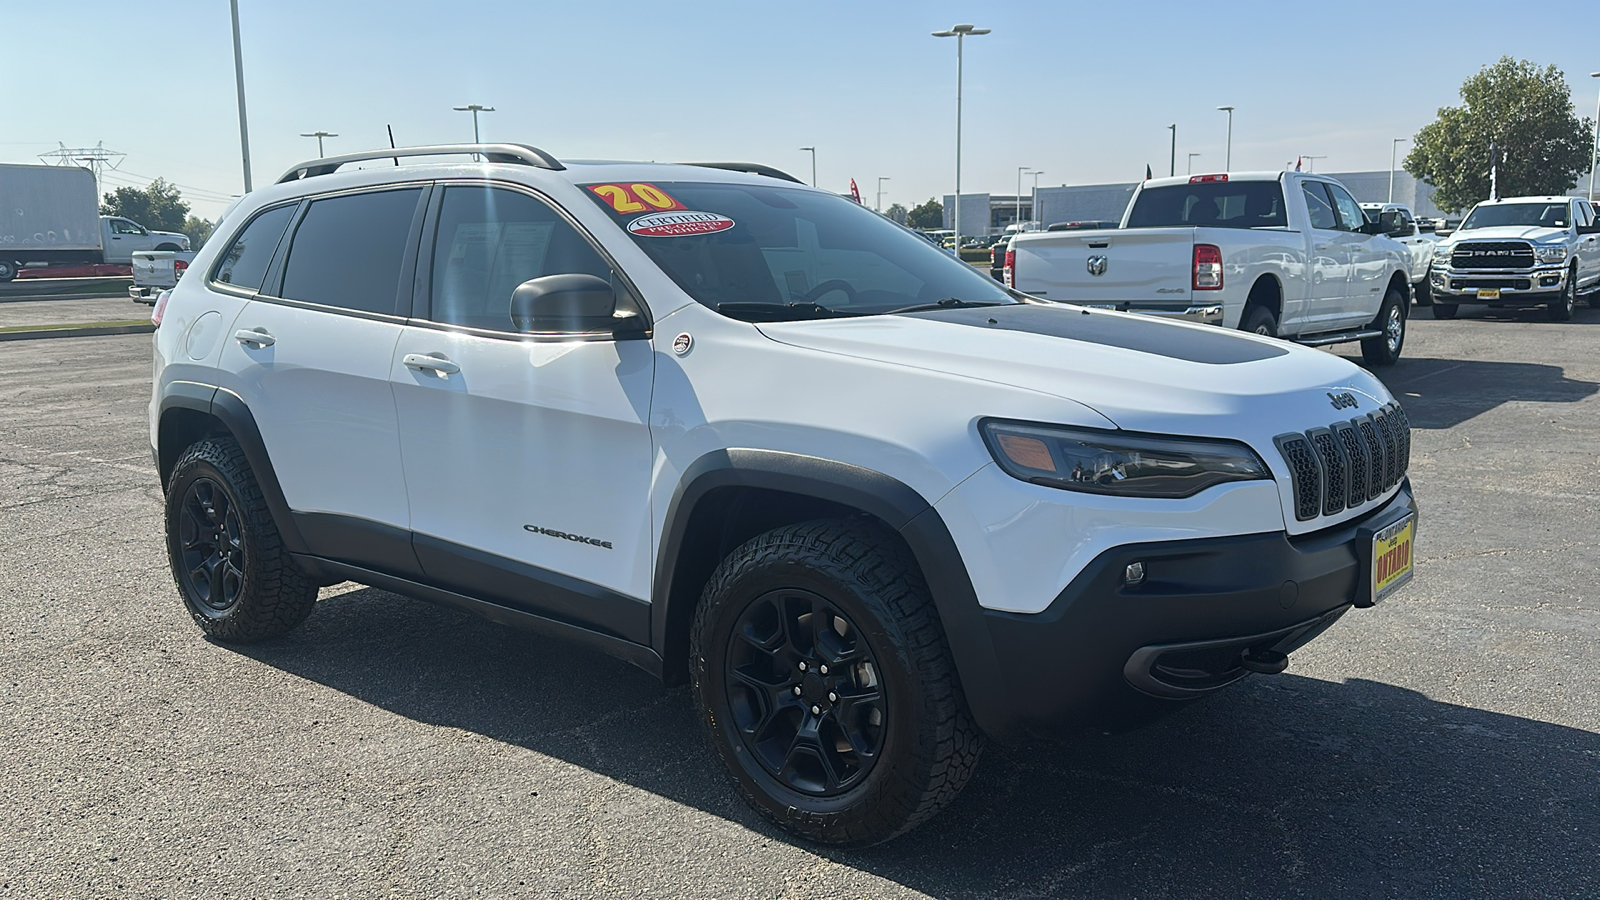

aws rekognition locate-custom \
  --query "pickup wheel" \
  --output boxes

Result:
[1546,270,1576,321]
[1240,306,1278,337]
[165,436,317,642]
[1413,275,1432,306]
[0,260,17,282]
[1432,302,1458,319]
[1360,287,1407,367]
[690,518,982,847]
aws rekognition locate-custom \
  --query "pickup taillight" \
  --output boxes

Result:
[1193,244,1223,290]
[1003,248,1016,289]
[173,259,188,279]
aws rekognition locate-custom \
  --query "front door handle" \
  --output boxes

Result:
[233,328,275,347]
[403,353,460,376]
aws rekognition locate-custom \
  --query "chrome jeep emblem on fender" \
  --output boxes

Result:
[1086,255,1108,276]
[1328,391,1359,410]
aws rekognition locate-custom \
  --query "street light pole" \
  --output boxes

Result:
[1389,138,1409,203]
[1030,170,1043,230]
[1302,155,1326,173]
[1187,152,1201,175]
[933,23,990,250]
[228,0,253,192]
[453,104,494,159]
[876,176,890,213]
[1589,72,1600,201]
[799,147,816,187]
[1217,106,1234,170]
[1016,166,1032,231]
[300,131,338,158]
[1167,124,1176,176]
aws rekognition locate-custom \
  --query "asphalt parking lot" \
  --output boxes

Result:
[2,302,1598,898]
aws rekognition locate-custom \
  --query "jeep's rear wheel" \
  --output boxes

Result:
[165,437,316,641]
[691,519,982,846]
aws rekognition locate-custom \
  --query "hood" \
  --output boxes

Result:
[756,304,1392,438]
[1443,225,1569,244]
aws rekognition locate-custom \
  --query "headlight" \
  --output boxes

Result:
[980,419,1271,498]
[1431,244,1452,261]
[1536,246,1567,263]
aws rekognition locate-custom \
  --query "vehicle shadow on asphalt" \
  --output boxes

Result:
[1356,356,1598,430]
[233,590,1599,898]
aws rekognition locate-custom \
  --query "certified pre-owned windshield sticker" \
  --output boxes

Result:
[627,211,735,237]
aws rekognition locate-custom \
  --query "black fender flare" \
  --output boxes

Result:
[652,448,1015,739]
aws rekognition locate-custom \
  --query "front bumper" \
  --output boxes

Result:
[968,480,1415,739]
[1429,264,1567,305]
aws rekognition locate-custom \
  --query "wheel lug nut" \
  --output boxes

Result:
[819,665,829,675]
[810,705,821,715]
[792,686,802,696]
[828,692,837,702]
[798,661,807,671]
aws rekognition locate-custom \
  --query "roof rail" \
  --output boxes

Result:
[678,162,804,185]
[276,143,564,184]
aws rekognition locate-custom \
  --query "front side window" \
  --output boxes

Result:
[1460,203,1570,230]
[1126,181,1287,229]
[111,218,146,235]
[1326,183,1368,233]
[583,180,1016,320]
[279,188,423,315]
[212,203,296,292]
[429,186,613,332]
[1303,183,1339,230]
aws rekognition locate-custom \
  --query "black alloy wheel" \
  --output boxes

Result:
[177,476,246,613]
[724,588,887,796]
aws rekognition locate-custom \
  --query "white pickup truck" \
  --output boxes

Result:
[1426,195,1600,321]
[1007,172,1415,365]
[128,249,197,303]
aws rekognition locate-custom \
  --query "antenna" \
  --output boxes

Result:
[39,142,125,197]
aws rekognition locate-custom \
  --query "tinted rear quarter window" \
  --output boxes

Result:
[279,188,423,315]
[212,204,296,292]
[1126,181,1287,229]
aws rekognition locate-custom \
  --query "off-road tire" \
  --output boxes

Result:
[690,518,983,847]
[1432,302,1458,320]
[1361,286,1407,367]
[1546,269,1576,322]
[165,436,317,641]
[1240,305,1278,337]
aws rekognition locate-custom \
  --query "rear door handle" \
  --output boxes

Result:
[403,353,460,376]
[233,328,275,347]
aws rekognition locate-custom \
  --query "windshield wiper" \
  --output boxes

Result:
[884,297,1010,314]
[715,301,858,321]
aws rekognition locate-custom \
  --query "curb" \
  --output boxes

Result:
[0,323,155,342]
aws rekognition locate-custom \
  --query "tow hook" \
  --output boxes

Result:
[1239,647,1289,675]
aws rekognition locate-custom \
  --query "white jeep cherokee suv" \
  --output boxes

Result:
[150,144,1418,846]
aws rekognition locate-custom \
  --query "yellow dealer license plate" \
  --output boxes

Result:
[1372,514,1416,603]
[1477,288,1500,299]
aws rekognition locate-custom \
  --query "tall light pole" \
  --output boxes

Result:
[1016,166,1033,231]
[1167,124,1177,176]
[799,147,816,187]
[1589,72,1600,201]
[876,176,890,213]
[1389,138,1409,203]
[933,23,990,248]
[300,131,337,158]
[1187,152,1202,175]
[1217,106,1234,169]
[1303,155,1326,173]
[228,0,252,192]
[1030,170,1044,230]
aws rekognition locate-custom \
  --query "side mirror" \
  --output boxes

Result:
[510,274,639,335]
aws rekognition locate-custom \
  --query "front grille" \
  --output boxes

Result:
[1450,277,1531,291]
[1451,241,1534,269]
[1274,403,1410,522]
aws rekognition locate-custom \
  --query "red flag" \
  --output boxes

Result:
[849,178,861,203]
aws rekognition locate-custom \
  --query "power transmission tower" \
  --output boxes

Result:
[39,142,125,197]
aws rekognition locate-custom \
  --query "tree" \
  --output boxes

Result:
[884,202,908,225]
[182,216,216,250]
[100,178,190,233]
[906,198,944,231]
[1404,57,1593,213]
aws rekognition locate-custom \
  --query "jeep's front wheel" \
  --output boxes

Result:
[690,519,982,846]
[165,437,317,641]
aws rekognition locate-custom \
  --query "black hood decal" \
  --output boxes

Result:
[901,304,1288,365]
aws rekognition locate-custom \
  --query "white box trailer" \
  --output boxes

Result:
[0,163,192,280]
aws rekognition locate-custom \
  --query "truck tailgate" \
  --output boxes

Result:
[1012,227,1196,308]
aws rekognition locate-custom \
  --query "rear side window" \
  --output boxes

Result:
[429,186,612,332]
[279,188,423,315]
[1125,181,1287,229]
[1302,183,1339,230]
[212,204,296,292]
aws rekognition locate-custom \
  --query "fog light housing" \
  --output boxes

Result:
[1124,562,1146,586]
[1540,275,1560,287]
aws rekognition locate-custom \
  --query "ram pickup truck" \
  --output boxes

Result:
[129,250,197,303]
[1427,196,1600,320]
[1007,172,1415,365]
[1361,203,1437,303]
[0,163,191,280]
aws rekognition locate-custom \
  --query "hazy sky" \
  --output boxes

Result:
[5,0,1598,220]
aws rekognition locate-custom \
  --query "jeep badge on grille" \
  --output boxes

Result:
[1328,391,1358,410]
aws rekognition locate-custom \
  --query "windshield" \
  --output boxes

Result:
[583,181,1017,320]
[1125,181,1287,229]
[1460,203,1570,230]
